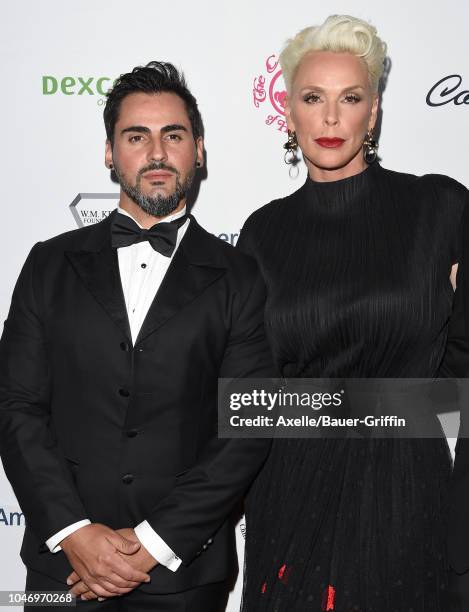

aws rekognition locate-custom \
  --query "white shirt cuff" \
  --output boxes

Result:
[134,520,182,572]
[45,519,91,553]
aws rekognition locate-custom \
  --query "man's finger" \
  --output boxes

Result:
[81,590,98,601]
[97,572,140,589]
[105,556,151,584]
[69,581,88,597]
[69,579,118,598]
[95,578,134,595]
[106,533,140,555]
[83,581,119,599]
[66,571,80,586]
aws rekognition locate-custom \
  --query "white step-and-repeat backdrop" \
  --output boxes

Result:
[1,1,468,609]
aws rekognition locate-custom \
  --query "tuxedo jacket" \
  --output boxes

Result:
[0,211,273,593]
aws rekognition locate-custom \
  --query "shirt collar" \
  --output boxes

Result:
[116,205,187,229]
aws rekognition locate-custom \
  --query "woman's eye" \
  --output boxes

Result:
[344,94,361,103]
[303,93,321,104]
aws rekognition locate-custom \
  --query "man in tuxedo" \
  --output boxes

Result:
[0,61,273,611]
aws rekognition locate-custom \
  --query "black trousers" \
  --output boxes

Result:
[25,568,229,612]
[448,568,469,612]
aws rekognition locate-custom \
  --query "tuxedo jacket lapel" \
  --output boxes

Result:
[64,212,226,347]
[135,215,226,345]
[65,211,132,341]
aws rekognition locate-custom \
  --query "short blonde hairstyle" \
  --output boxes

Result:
[280,15,387,93]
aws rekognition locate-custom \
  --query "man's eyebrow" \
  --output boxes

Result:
[120,124,189,136]
[161,124,188,134]
[120,125,151,135]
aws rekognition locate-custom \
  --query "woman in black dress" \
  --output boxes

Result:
[238,14,469,612]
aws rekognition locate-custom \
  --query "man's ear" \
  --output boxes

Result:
[105,139,113,169]
[195,137,204,168]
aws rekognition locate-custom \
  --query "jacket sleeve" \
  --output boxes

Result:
[0,244,88,543]
[143,261,274,565]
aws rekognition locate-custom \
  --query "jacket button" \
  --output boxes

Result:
[207,538,213,545]
[126,429,138,438]
[119,388,130,397]
[120,342,130,352]
[122,474,134,484]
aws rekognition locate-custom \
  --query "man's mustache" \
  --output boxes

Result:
[138,162,179,177]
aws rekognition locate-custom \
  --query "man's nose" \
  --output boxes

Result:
[148,137,167,163]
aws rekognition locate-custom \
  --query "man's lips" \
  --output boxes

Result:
[142,171,174,180]
[314,138,346,148]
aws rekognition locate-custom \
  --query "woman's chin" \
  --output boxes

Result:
[304,150,365,173]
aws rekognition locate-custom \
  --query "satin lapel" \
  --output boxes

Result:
[135,220,226,346]
[65,229,131,341]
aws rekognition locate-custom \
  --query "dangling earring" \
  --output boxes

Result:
[284,130,299,164]
[283,130,300,178]
[363,128,378,164]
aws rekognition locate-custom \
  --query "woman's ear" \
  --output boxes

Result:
[368,94,379,131]
[285,96,296,133]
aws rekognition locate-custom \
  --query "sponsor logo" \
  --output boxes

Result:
[426,75,469,107]
[252,54,288,133]
[216,231,239,245]
[0,506,25,527]
[42,76,116,105]
[70,193,119,227]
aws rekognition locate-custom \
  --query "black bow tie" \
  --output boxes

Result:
[111,213,189,257]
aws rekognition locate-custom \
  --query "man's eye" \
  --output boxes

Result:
[344,94,361,103]
[166,133,182,141]
[303,93,321,104]
[129,135,143,143]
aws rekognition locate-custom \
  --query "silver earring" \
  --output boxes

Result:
[283,130,301,179]
[363,128,378,164]
[283,130,299,165]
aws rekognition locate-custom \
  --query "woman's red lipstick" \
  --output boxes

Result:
[315,137,345,148]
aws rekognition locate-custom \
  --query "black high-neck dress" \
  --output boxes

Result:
[237,163,468,612]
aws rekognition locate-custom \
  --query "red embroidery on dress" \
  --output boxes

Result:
[278,564,293,585]
[261,582,267,594]
[322,584,336,611]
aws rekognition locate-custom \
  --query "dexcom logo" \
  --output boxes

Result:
[0,506,25,527]
[42,75,116,104]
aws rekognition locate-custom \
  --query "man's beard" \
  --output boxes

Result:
[114,161,195,217]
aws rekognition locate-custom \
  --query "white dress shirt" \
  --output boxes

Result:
[45,205,190,572]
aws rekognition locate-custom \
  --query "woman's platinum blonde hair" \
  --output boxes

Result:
[279,15,387,93]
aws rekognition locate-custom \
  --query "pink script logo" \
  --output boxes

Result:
[252,54,288,133]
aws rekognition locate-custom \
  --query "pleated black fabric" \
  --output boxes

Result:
[237,163,468,612]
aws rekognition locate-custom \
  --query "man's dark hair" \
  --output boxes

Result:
[104,61,204,145]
